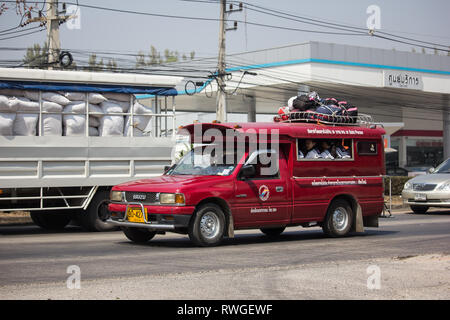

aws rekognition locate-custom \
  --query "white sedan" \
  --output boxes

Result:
[402,158,450,214]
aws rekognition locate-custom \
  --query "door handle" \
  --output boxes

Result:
[276,186,284,192]
[236,194,247,198]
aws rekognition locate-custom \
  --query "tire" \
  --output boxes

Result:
[260,227,286,237]
[121,227,156,243]
[78,190,118,232]
[30,211,72,230]
[322,199,353,237]
[188,203,226,247]
[410,205,429,214]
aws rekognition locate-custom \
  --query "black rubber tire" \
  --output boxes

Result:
[188,203,226,247]
[121,227,156,243]
[260,227,286,237]
[30,211,72,230]
[322,199,354,237]
[410,206,429,214]
[78,190,118,232]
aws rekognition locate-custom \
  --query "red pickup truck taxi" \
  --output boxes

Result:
[107,121,385,246]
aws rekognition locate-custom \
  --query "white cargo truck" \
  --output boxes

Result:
[0,67,182,231]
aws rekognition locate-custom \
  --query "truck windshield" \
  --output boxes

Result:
[167,148,238,176]
[434,158,450,174]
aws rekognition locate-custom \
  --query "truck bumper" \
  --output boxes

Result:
[107,216,191,231]
[107,202,193,232]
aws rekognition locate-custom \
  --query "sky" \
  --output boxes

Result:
[0,0,449,67]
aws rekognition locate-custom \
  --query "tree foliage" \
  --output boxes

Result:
[87,54,117,72]
[135,45,196,68]
[22,43,50,68]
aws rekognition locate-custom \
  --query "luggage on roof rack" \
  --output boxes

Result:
[276,91,372,126]
[276,111,373,126]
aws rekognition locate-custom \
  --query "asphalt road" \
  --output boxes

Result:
[0,208,449,299]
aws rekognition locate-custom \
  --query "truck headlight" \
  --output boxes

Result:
[437,183,450,192]
[110,190,124,202]
[159,193,185,205]
[403,182,412,191]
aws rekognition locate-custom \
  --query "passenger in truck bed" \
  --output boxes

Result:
[334,142,351,159]
[319,140,334,159]
[298,139,352,160]
[304,139,321,159]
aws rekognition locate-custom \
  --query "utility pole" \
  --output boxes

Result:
[216,0,227,123]
[46,0,61,69]
[22,0,76,69]
[216,1,242,123]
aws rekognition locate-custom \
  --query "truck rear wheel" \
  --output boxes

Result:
[78,190,118,232]
[188,203,225,247]
[30,211,72,230]
[260,227,286,237]
[122,227,156,243]
[322,199,353,237]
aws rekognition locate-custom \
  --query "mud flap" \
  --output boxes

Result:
[227,213,235,238]
[363,215,379,228]
[353,203,364,233]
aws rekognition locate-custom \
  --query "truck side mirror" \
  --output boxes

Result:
[240,164,256,179]
[164,165,172,173]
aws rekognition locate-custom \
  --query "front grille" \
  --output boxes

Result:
[413,184,437,191]
[125,192,159,203]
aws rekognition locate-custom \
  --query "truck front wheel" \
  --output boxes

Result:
[188,203,226,247]
[30,211,72,230]
[122,227,156,243]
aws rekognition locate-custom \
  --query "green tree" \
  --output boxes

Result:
[135,51,146,68]
[87,54,106,71]
[88,53,98,70]
[148,46,161,65]
[136,45,195,66]
[106,59,117,71]
[22,43,50,68]
[164,49,179,63]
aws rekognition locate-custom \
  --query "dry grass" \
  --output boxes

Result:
[0,211,32,225]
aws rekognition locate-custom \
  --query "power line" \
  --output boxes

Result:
[0,28,46,41]
[182,0,450,52]
[0,25,43,37]
[372,33,450,53]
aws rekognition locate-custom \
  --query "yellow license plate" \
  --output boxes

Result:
[127,207,148,223]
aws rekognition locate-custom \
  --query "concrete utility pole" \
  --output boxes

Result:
[216,0,227,122]
[216,1,242,123]
[46,0,61,69]
[24,0,75,69]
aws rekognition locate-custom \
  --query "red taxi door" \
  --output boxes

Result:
[232,149,291,228]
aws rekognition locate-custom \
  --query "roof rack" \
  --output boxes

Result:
[278,111,374,127]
